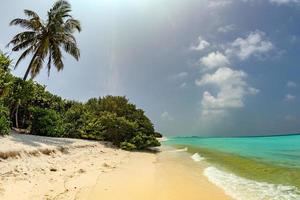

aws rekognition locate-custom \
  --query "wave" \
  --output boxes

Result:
[204,166,300,200]
[167,147,188,153]
[159,137,169,142]
[190,153,205,162]
[174,147,188,152]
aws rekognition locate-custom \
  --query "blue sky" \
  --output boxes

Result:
[1,0,300,136]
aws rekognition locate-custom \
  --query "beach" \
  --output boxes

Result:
[0,132,231,200]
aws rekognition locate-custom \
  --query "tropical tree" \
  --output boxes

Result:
[0,52,12,72]
[8,0,81,80]
[0,52,13,97]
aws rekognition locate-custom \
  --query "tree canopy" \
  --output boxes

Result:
[0,54,161,150]
[8,0,81,80]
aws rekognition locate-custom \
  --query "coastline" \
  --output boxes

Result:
[77,147,232,200]
[165,139,300,200]
[0,133,231,200]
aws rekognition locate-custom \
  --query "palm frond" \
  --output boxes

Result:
[24,10,40,19]
[10,18,43,31]
[14,47,33,69]
[30,43,49,78]
[12,38,35,51]
[47,51,52,76]
[63,41,80,60]
[8,0,80,80]
[64,18,81,32]
[7,31,36,46]
[51,44,64,71]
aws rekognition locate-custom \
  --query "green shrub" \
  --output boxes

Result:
[154,132,163,138]
[79,114,105,140]
[120,142,136,151]
[63,103,86,138]
[30,107,65,137]
[128,133,161,150]
[76,111,160,150]
[99,112,138,145]
[0,104,10,135]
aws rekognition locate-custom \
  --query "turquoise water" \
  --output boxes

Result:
[164,134,300,200]
[164,134,300,168]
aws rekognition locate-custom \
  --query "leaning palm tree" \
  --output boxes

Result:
[8,0,81,80]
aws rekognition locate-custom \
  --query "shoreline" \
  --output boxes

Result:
[166,144,300,200]
[76,147,232,200]
[0,133,231,200]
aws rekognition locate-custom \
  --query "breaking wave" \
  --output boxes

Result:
[204,166,300,200]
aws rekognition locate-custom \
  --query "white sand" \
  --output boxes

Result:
[0,132,231,200]
[0,132,130,199]
[77,147,232,200]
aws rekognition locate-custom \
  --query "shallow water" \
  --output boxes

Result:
[164,134,300,200]
[165,134,300,168]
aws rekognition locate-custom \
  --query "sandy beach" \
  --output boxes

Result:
[0,132,231,200]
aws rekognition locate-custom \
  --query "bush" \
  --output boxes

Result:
[0,104,10,135]
[154,132,163,138]
[128,133,161,149]
[99,112,138,145]
[30,107,65,137]
[79,114,105,140]
[120,142,136,151]
[76,111,160,150]
[63,103,86,138]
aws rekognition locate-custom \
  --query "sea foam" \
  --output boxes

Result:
[174,147,188,152]
[204,166,300,200]
[190,153,205,162]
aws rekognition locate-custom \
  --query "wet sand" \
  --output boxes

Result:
[77,148,232,200]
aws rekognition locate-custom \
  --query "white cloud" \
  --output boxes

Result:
[218,24,236,33]
[270,0,300,4]
[226,31,273,60]
[190,36,210,51]
[287,81,297,88]
[196,67,258,116]
[161,111,174,121]
[200,51,230,70]
[284,94,296,102]
[208,0,232,8]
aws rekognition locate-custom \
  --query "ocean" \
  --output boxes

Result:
[164,134,300,200]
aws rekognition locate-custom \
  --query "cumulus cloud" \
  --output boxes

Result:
[161,111,174,121]
[218,24,236,33]
[196,67,259,116]
[190,36,210,51]
[200,51,230,70]
[287,81,297,88]
[226,31,273,60]
[284,94,296,102]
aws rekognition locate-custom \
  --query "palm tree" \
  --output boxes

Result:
[8,0,81,81]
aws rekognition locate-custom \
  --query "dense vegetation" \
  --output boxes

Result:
[0,53,161,150]
[0,0,161,151]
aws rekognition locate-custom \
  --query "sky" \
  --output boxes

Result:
[1,0,300,136]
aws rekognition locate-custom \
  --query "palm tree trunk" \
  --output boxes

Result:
[23,52,38,81]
